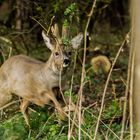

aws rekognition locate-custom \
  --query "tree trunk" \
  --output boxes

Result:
[132,0,140,139]
[15,0,22,30]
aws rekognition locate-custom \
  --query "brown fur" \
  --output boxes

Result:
[0,32,68,125]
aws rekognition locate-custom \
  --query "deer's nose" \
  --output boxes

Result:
[64,59,70,65]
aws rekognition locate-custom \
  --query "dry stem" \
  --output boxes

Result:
[68,50,78,139]
[93,32,130,140]
[77,0,97,139]
[120,32,132,140]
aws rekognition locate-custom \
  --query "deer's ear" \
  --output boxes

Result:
[42,31,54,51]
[71,33,83,49]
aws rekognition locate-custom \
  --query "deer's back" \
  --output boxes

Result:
[0,54,44,79]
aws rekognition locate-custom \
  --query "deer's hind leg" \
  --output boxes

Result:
[0,89,12,108]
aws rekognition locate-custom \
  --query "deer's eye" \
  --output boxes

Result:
[55,52,59,56]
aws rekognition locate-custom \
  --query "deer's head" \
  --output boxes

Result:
[42,23,83,74]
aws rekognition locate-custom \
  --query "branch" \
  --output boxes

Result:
[93,31,130,140]
[77,0,97,139]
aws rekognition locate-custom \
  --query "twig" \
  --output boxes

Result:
[0,100,20,111]
[0,49,6,62]
[31,16,55,35]
[120,32,132,140]
[8,46,12,58]
[69,114,93,139]
[105,113,118,138]
[68,49,78,139]
[47,16,55,35]
[83,102,97,110]
[56,125,68,140]
[93,32,130,140]
[30,17,47,32]
[59,69,67,106]
[77,0,97,139]
[35,113,55,139]
[85,109,120,139]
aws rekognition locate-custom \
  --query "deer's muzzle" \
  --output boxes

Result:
[63,57,69,68]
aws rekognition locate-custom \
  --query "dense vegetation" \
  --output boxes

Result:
[0,0,130,139]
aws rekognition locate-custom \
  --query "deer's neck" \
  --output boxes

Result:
[44,55,61,76]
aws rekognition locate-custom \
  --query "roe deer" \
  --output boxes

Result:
[0,28,83,125]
